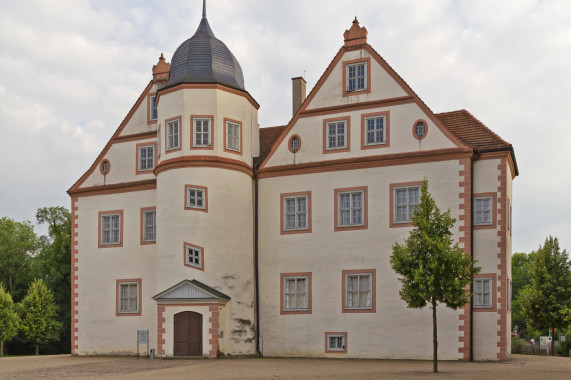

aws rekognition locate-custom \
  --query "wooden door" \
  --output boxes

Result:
[173,311,202,356]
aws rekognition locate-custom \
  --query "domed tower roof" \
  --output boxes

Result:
[166,1,245,91]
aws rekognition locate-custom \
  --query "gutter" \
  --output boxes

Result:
[478,146,519,177]
[253,163,262,357]
[469,148,481,361]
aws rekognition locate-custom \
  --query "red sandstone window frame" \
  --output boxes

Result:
[342,57,371,97]
[325,332,348,353]
[140,207,156,245]
[99,159,111,175]
[280,191,312,235]
[184,184,208,213]
[280,272,312,315]
[334,186,368,231]
[147,93,157,125]
[165,116,182,153]
[361,111,390,150]
[191,115,214,150]
[288,134,302,154]
[323,116,351,154]
[473,192,497,230]
[342,269,376,313]
[183,242,205,271]
[136,142,158,175]
[116,278,142,316]
[412,119,428,140]
[224,117,242,154]
[98,210,124,248]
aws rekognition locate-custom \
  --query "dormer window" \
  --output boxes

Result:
[346,62,366,92]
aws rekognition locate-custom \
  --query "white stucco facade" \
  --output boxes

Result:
[69,14,516,361]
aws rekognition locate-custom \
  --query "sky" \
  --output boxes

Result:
[0,0,570,253]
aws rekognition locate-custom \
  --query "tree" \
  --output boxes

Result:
[0,217,38,300]
[519,236,571,355]
[19,279,62,355]
[0,284,19,357]
[511,251,536,336]
[390,179,480,372]
[34,207,71,354]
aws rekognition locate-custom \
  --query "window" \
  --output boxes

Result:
[342,269,376,313]
[149,95,157,122]
[98,210,123,248]
[393,185,421,224]
[100,159,110,175]
[281,192,311,234]
[184,243,204,270]
[346,62,366,92]
[326,120,347,150]
[474,278,493,308]
[288,135,301,153]
[325,332,347,353]
[192,116,212,148]
[364,116,386,146]
[166,118,180,151]
[474,196,493,225]
[116,278,141,316]
[334,187,367,231]
[157,124,161,157]
[137,144,155,173]
[225,119,241,153]
[185,185,207,211]
[413,120,427,140]
[280,272,312,315]
[141,208,156,244]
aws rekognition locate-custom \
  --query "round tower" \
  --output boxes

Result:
[153,2,259,357]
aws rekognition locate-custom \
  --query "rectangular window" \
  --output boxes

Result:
[326,120,347,150]
[184,244,203,270]
[394,186,420,223]
[325,333,347,353]
[185,186,207,211]
[193,117,211,147]
[338,191,364,227]
[474,196,493,225]
[225,120,241,152]
[149,95,157,121]
[346,62,367,92]
[364,116,385,145]
[101,213,121,245]
[116,279,141,316]
[142,210,156,242]
[284,196,308,230]
[474,278,492,308]
[283,276,308,311]
[166,119,180,151]
[138,145,155,172]
[345,273,372,309]
[280,272,312,315]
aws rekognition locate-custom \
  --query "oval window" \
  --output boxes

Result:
[413,121,427,140]
[289,135,301,153]
[101,160,110,175]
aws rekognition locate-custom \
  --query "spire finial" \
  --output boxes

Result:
[202,0,206,18]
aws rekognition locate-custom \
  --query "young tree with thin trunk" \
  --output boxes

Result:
[19,279,61,355]
[390,179,480,372]
[0,284,19,357]
[519,236,570,355]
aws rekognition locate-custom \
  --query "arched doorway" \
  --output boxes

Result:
[174,311,203,356]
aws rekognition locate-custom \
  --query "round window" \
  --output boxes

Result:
[413,120,427,140]
[100,160,110,175]
[288,135,301,153]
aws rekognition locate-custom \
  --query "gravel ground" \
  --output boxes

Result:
[0,354,569,379]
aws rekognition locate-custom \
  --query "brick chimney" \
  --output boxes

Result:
[292,76,307,116]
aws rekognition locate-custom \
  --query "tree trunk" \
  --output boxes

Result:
[1,340,4,357]
[35,344,39,355]
[432,297,438,373]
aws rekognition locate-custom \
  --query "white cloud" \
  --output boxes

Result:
[0,0,570,253]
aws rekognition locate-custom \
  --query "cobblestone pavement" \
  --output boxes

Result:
[0,354,569,379]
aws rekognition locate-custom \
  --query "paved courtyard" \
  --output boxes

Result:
[0,354,569,379]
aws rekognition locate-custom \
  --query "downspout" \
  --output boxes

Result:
[470,148,481,361]
[253,163,261,357]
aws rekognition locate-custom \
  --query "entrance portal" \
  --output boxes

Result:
[173,311,203,356]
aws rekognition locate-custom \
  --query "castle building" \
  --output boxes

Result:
[68,3,517,360]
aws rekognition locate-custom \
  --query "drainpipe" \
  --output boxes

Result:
[253,163,261,357]
[470,148,481,361]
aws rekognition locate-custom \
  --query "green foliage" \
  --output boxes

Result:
[390,180,480,310]
[519,237,571,334]
[390,179,480,372]
[511,252,536,335]
[0,284,20,356]
[0,217,39,301]
[18,279,62,354]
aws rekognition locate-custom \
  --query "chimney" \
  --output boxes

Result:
[291,77,307,116]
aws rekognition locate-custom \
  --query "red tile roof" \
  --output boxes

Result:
[436,109,511,150]
[256,125,287,164]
